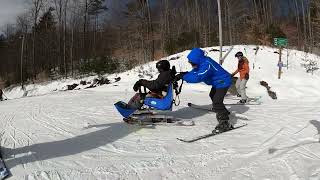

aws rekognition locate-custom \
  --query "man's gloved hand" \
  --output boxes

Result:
[133,79,148,91]
[133,80,143,92]
[174,72,188,81]
[244,73,249,80]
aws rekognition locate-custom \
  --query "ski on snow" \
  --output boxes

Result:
[123,114,195,126]
[224,102,261,105]
[226,96,262,105]
[225,96,262,101]
[176,103,248,142]
[177,123,248,143]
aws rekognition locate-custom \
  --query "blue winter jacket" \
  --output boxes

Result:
[183,48,231,88]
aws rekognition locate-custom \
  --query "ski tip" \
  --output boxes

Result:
[233,123,248,128]
[187,103,192,107]
[176,138,189,142]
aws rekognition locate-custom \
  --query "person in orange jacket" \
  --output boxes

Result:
[231,52,250,104]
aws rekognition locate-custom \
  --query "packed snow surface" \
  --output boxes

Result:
[1,45,320,179]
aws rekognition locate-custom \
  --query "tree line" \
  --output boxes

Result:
[0,0,319,87]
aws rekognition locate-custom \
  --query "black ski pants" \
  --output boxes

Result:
[209,87,229,121]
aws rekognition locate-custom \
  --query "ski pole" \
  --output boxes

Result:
[2,93,9,100]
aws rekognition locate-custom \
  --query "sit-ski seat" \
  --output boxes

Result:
[114,84,173,118]
[143,84,173,111]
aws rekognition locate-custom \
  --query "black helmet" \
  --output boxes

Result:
[235,51,243,58]
[156,60,170,72]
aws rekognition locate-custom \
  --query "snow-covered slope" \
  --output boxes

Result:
[4,45,320,101]
[165,45,320,100]
[0,45,320,179]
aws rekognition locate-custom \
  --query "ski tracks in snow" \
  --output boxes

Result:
[221,99,320,180]
[0,90,320,179]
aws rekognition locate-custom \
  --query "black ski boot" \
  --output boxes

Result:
[214,112,233,133]
[214,121,233,133]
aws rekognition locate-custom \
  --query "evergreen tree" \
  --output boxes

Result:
[35,7,56,34]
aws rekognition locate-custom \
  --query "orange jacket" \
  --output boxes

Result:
[233,57,250,80]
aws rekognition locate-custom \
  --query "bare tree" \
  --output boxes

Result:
[31,0,45,81]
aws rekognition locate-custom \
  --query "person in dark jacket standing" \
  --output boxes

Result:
[175,48,232,132]
[127,60,174,109]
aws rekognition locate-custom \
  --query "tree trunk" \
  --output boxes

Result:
[308,3,313,52]
[70,27,74,77]
[146,0,154,61]
[32,0,43,81]
[64,0,68,78]
[226,0,232,45]
[294,0,301,49]
[253,0,259,21]
[83,0,88,60]
[301,0,307,51]
[207,0,211,46]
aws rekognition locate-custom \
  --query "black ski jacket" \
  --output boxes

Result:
[141,70,174,94]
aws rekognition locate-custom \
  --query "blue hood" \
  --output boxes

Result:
[187,48,205,65]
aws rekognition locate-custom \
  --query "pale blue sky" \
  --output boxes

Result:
[0,0,28,29]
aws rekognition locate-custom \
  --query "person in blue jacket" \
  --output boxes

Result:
[175,48,232,132]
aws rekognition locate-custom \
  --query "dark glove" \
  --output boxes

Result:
[133,80,143,92]
[245,73,249,80]
[174,72,188,81]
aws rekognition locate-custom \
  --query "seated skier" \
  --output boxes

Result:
[127,60,175,110]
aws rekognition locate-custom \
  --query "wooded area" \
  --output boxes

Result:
[0,0,319,87]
